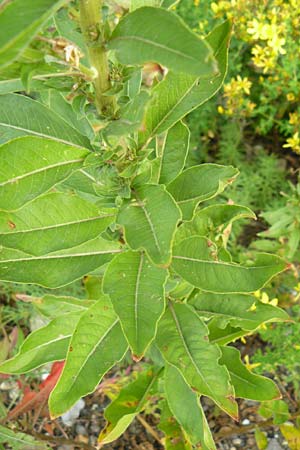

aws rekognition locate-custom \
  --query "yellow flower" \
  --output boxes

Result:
[289,112,299,125]
[283,132,300,154]
[218,105,225,114]
[287,92,296,102]
[244,355,261,370]
[193,0,200,5]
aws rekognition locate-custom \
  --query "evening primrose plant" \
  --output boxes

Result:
[0,0,290,448]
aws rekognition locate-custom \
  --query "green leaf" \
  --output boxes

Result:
[207,320,247,345]
[0,94,92,148]
[118,184,181,266]
[103,251,167,357]
[0,424,49,449]
[0,137,89,211]
[109,7,216,77]
[176,204,255,242]
[99,367,160,445]
[139,20,231,145]
[103,90,150,138]
[0,312,81,374]
[156,302,237,419]
[31,294,95,318]
[172,236,286,293]
[130,0,160,10]
[158,400,193,450]
[259,400,290,425]
[0,237,121,288]
[220,346,280,401]
[49,297,128,417]
[158,121,190,185]
[255,428,268,450]
[190,292,289,331]
[0,0,66,69]
[0,192,116,255]
[167,164,238,220]
[165,364,216,449]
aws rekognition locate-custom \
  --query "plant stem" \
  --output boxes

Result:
[79,0,115,116]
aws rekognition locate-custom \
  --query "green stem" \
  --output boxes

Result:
[79,0,115,116]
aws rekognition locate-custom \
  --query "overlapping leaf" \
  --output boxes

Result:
[220,346,280,401]
[99,367,160,445]
[165,364,216,449]
[103,251,167,357]
[167,164,238,219]
[0,192,115,255]
[30,294,94,318]
[0,0,66,68]
[0,312,81,374]
[156,302,238,419]
[190,292,289,330]
[172,236,286,293]
[118,184,181,265]
[0,237,121,288]
[139,20,231,145]
[158,401,193,450]
[49,297,128,417]
[0,425,49,449]
[109,7,216,77]
[0,94,92,147]
[0,137,89,211]
[158,121,190,184]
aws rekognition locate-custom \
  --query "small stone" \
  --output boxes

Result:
[266,439,283,450]
[232,438,242,445]
[230,447,237,450]
[75,424,88,436]
[242,418,250,425]
[90,423,100,434]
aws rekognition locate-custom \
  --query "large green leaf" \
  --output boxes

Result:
[0,192,115,255]
[158,401,193,450]
[165,364,216,449]
[176,204,255,242]
[0,312,81,374]
[158,121,190,184]
[0,137,89,211]
[208,320,248,346]
[190,292,289,331]
[103,251,167,357]
[109,7,216,77]
[0,0,66,68]
[49,298,128,417]
[99,367,160,445]
[156,302,238,419]
[0,425,49,449]
[0,94,92,148]
[118,184,181,266]
[0,237,121,288]
[139,20,231,145]
[220,346,280,401]
[167,164,238,220]
[130,0,160,10]
[172,236,286,293]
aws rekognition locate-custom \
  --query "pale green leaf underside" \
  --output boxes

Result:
[0,424,49,449]
[118,184,181,265]
[99,367,159,445]
[109,7,216,77]
[0,94,92,148]
[165,364,216,449]
[0,312,81,374]
[156,302,237,419]
[139,20,231,145]
[32,294,95,318]
[49,298,128,417]
[172,236,286,293]
[158,120,190,185]
[0,0,66,69]
[158,401,193,450]
[0,237,121,288]
[167,164,238,220]
[190,292,289,330]
[0,192,115,255]
[220,346,280,401]
[0,136,89,211]
[103,251,167,357]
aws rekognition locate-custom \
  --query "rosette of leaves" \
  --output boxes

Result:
[0,0,289,448]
